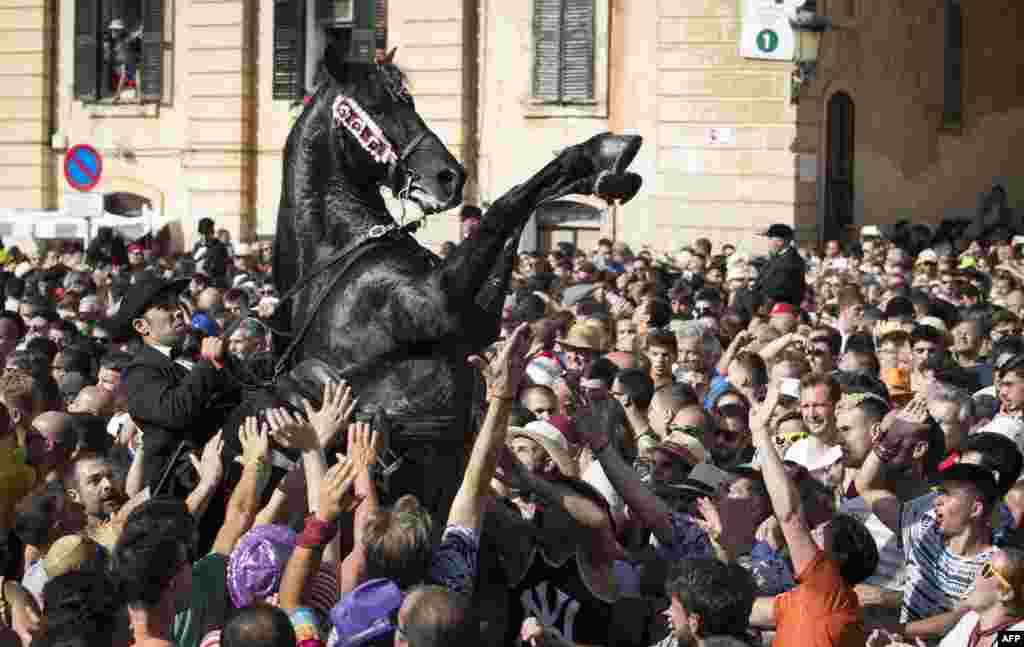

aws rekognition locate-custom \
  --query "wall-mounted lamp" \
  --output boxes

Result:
[789,0,832,104]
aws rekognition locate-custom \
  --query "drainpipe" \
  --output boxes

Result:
[461,0,480,206]
[607,0,625,242]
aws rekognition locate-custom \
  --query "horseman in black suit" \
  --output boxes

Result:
[754,224,806,307]
[112,277,234,497]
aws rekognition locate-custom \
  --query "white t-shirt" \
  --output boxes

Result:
[581,460,626,525]
[939,610,1024,647]
[900,492,994,623]
[840,494,906,591]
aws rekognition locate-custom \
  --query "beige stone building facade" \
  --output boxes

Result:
[797,0,1024,244]
[4,1,1015,254]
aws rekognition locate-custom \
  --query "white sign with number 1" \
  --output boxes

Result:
[739,0,796,61]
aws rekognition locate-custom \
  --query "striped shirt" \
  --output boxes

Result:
[840,495,906,591]
[899,493,994,623]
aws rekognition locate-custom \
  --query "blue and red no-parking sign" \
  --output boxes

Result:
[64,144,103,192]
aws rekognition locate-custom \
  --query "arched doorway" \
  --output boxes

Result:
[825,92,855,242]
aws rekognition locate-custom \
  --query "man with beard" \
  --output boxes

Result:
[832,392,904,623]
[952,308,994,388]
[784,373,842,473]
[707,389,754,470]
[63,452,125,532]
[497,416,621,647]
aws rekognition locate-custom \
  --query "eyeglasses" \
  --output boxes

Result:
[981,561,1013,590]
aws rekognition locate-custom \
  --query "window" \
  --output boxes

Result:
[75,0,170,103]
[273,0,388,102]
[943,0,963,129]
[532,0,595,104]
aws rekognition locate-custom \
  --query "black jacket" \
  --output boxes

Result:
[122,343,231,495]
[193,238,230,286]
[754,245,806,307]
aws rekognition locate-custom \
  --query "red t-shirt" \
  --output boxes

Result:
[773,550,864,647]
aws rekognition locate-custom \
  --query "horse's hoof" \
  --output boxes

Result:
[594,171,642,205]
[583,133,643,176]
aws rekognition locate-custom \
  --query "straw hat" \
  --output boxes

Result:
[43,534,101,578]
[508,420,578,477]
[556,322,607,352]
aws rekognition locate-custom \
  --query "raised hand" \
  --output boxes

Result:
[190,430,224,488]
[898,395,931,425]
[749,383,780,437]
[302,381,358,451]
[695,497,724,542]
[468,322,532,400]
[755,515,785,551]
[345,421,380,472]
[316,456,359,523]
[266,407,319,453]
[238,415,270,467]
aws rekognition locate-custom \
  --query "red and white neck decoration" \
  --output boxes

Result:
[332,95,399,166]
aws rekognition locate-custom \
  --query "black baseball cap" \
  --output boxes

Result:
[935,463,1001,504]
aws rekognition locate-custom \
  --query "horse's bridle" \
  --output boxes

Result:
[386,129,429,203]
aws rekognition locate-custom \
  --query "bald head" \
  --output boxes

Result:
[197,287,223,313]
[68,386,114,417]
[605,350,641,370]
[397,586,477,647]
[34,411,73,438]
[28,411,75,470]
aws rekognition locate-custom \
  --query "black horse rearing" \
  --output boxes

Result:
[236,46,643,521]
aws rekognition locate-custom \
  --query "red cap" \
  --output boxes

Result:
[770,302,798,316]
[546,415,580,446]
[127,243,144,254]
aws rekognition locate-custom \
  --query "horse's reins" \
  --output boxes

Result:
[265,94,439,379]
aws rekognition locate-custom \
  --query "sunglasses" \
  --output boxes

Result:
[981,561,1012,590]
[669,424,703,438]
[715,403,747,419]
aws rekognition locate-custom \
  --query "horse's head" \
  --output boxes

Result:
[319,46,465,213]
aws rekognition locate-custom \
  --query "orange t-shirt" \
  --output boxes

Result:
[772,550,865,647]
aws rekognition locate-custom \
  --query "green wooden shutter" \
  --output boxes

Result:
[75,0,100,101]
[273,0,305,100]
[533,0,562,101]
[317,0,335,23]
[139,0,164,102]
[560,0,595,101]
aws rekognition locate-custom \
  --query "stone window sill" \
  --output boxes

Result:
[524,100,607,120]
[84,102,160,119]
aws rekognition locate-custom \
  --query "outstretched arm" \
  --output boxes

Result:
[448,323,532,533]
[750,386,818,576]
[580,400,675,545]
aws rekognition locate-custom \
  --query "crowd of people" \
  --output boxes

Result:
[2,211,1024,647]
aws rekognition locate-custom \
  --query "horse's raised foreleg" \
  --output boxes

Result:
[436,133,642,315]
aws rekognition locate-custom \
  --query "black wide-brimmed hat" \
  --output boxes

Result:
[109,277,189,339]
[760,224,794,239]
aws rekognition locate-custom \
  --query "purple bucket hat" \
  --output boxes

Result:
[330,579,403,647]
[227,524,297,608]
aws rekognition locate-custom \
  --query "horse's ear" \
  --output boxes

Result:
[384,47,398,64]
